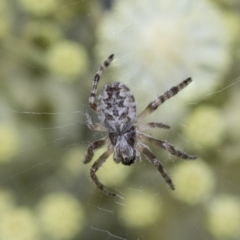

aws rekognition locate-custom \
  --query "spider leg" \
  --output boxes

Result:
[84,137,109,164]
[90,146,116,196]
[137,142,175,190]
[89,54,114,111]
[136,122,170,131]
[136,78,192,122]
[83,109,107,131]
[138,133,197,160]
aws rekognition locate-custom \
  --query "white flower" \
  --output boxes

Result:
[47,40,88,80]
[183,106,226,148]
[207,195,240,239]
[172,159,215,204]
[17,0,58,16]
[96,0,232,122]
[0,207,40,240]
[37,192,85,240]
[118,190,162,228]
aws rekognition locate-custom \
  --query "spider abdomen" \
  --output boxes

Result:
[97,82,136,132]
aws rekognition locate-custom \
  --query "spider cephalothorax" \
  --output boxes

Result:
[109,126,138,166]
[83,54,197,196]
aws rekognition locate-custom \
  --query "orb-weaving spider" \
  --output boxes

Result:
[83,54,197,196]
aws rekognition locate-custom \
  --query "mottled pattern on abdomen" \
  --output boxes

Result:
[97,82,136,132]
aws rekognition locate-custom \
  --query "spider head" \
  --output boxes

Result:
[113,140,137,165]
[109,127,139,166]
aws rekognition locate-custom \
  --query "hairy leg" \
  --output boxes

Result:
[90,147,116,196]
[89,54,114,111]
[83,109,107,131]
[137,143,175,190]
[136,122,170,131]
[138,133,197,160]
[84,137,109,164]
[137,78,192,121]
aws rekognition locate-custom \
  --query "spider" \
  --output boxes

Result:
[83,54,197,196]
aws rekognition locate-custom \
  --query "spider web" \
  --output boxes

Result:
[1,0,240,240]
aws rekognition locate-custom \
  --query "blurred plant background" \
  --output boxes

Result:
[1,0,240,239]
